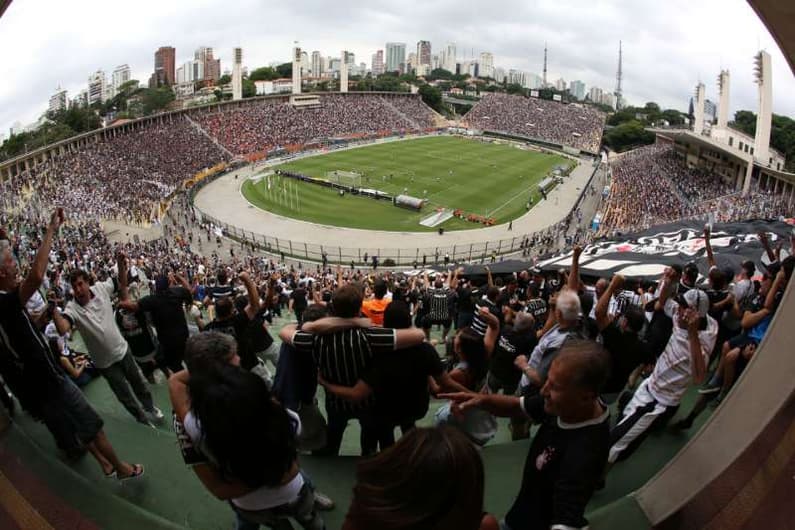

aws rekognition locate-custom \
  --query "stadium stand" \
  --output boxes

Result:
[465,93,607,153]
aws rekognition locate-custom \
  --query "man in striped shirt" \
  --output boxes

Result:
[608,286,716,465]
[280,284,424,456]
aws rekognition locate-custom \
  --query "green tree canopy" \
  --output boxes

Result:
[418,83,443,113]
[603,120,655,152]
[249,66,278,81]
[275,62,292,78]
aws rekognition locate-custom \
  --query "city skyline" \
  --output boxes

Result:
[1,0,794,136]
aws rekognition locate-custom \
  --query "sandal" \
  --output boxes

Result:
[104,468,117,479]
[118,464,145,482]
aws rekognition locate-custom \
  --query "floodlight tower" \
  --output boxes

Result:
[614,41,623,110]
[292,42,302,95]
[717,70,730,130]
[340,51,349,93]
[693,82,706,135]
[542,42,548,88]
[232,47,243,100]
[753,50,772,165]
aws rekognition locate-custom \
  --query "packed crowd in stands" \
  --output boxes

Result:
[192,94,437,156]
[3,194,794,529]
[600,144,794,234]
[466,93,607,153]
[3,117,229,223]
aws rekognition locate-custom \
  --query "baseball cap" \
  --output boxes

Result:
[678,289,709,318]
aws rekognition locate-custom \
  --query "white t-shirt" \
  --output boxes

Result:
[647,301,717,406]
[183,408,304,510]
[63,278,127,369]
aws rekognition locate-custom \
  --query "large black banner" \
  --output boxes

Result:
[538,218,794,280]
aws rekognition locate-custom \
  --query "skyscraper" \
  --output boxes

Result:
[416,40,431,67]
[195,47,221,82]
[371,50,384,76]
[49,87,68,113]
[153,46,176,86]
[443,42,456,72]
[385,42,406,73]
[111,64,131,97]
[479,52,494,78]
[87,70,108,105]
[569,80,586,100]
[311,51,323,76]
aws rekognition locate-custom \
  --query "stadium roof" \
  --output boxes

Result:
[748,0,795,75]
[0,0,12,19]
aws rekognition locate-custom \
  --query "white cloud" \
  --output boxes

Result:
[1,0,793,135]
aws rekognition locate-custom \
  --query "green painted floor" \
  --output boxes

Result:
[6,314,716,529]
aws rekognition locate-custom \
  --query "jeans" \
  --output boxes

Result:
[232,475,325,530]
[98,350,155,423]
[314,406,378,456]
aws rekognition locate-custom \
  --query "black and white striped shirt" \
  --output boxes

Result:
[292,327,395,413]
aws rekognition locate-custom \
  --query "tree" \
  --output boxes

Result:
[419,83,443,113]
[428,68,454,80]
[732,110,757,136]
[644,102,661,113]
[603,120,655,152]
[141,86,175,115]
[661,109,685,125]
[275,62,292,78]
[242,79,256,98]
[249,66,278,81]
[506,83,524,95]
[218,74,231,85]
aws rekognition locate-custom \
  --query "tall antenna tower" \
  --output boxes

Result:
[542,42,548,87]
[614,40,623,110]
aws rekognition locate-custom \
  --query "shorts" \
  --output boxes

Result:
[39,377,104,452]
[727,333,757,351]
[421,316,452,329]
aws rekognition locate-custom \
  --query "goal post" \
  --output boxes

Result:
[326,170,362,189]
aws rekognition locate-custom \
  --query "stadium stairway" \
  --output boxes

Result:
[378,96,423,130]
[184,115,235,160]
[0,311,719,530]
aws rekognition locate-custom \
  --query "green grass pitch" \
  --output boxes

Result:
[241,136,571,232]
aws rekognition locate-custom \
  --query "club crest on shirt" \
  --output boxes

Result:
[536,446,557,470]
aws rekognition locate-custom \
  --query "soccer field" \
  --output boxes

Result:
[241,136,571,232]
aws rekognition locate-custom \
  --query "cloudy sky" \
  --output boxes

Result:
[1,0,794,136]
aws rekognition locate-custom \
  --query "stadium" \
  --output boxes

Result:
[0,1,794,529]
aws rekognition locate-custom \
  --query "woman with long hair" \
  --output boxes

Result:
[170,332,325,530]
[343,426,498,530]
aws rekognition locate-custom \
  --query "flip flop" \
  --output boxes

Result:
[118,464,145,482]
[104,468,117,479]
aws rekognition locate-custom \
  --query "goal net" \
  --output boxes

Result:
[327,170,362,188]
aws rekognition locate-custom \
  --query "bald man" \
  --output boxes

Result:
[443,340,610,530]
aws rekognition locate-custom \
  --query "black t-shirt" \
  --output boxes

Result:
[0,288,64,414]
[204,313,254,369]
[506,395,610,530]
[600,322,652,394]
[137,287,192,349]
[456,285,474,312]
[361,342,443,423]
[489,324,537,387]
[525,298,548,330]
[247,307,275,353]
[291,288,308,311]
[115,308,156,358]
[471,298,500,336]
[705,288,730,322]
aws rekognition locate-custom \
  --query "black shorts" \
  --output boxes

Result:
[421,316,452,329]
[727,333,757,351]
[39,377,104,452]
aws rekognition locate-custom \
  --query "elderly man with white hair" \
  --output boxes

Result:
[515,288,585,393]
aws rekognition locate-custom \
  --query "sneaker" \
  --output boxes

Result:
[148,406,165,423]
[314,491,335,511]
[697,383,721,395]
